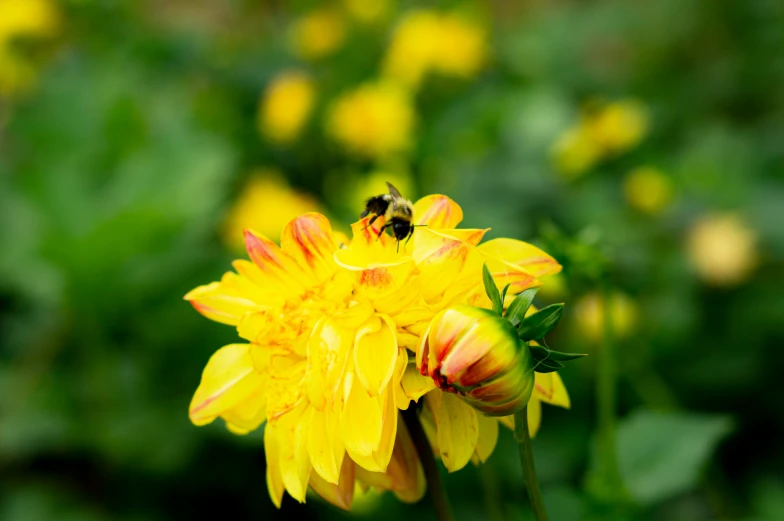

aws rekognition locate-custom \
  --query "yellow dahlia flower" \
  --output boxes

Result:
[186,194,563,507]
[624,166,674,215]
[258,71,316,145]
[289,9,346,61]
[687,213,757,286]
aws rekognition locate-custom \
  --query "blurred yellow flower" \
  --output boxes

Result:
[537,271,568,301]
[343,0,391,24]
[0,0,59,96]
[186,194,563,507]
[590,100,648,155]
[551,99,649,179]
[258,71,315,145]
[624,166,674,215]
[383,10,487,89]
[687,213,757,286]
[222,171,322,250]
[574,292,638,342]
[289,9,346,60]
[326,81,414,158]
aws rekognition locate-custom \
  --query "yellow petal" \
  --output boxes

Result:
[281,213,338,284]
[413,194,463,228]
[478,238,562,277]
[498,414,514,431]
[473,414,499,464]
[354,315,398,396]
[309,457,355,510]
[334,218,408,271]
[184,276,261,326]
[244,228,311,294]
[527,397,542,438]
[411,228,483,303]
[189,344,265,426]
[272,403,313,503]
[312,318,355,406]
[340,372,383,458]
[401,363,436,403]
[266,358,307,420]
[427,391,479,472]
[373,385,399,470]
[533,372,571,408]
[221,391,268,434]
[308,407,345,484]
[264,420,285,508]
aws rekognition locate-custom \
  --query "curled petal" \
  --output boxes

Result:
[271,403,312,503]
[341,372,383,458]
[478,238,562,277]
[222,392,268,435]
[533,372,571,408]
[426,391,479,472]
[413,194,463,228]
[189,344,265,426]
[309,457,355,511]
[265,419,285,508]
[401,364,436,404]
[281,213,338,284]
[354,315,399,396]
[308,407,345,485]
[473,414,499,464]
[528,397,543,438]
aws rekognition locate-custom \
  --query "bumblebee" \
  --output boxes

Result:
[360,182,420,250]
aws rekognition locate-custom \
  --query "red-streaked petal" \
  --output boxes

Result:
[533,372,571,408]
[478,238,562,277]
[413,194,463,228]
[281,213,338,284]
[244,228,311,294]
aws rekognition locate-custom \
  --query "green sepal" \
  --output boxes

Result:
[482,263,503,315]
[504,287,539,327]
[518,303,564,341]
[534,358,565,373]
[530,344,587,363]
[500,283,511,308]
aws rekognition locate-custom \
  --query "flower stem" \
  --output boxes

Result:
[402,407,454,521]
[514,407,549,521]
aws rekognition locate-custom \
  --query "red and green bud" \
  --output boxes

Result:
[416,305,535,416]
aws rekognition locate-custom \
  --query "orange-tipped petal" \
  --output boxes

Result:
[281,213,338,284]
[309,457,355,510]
[413,194,463,228]
[354,315,399,396]
[426,391,479,472]
[184,275,263,326]
[189,344,265,426]
[244,228,311,294]
[478,238,562,277]
[411,228,487,302]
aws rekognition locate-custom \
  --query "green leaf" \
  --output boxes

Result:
[505,287,539,327]
[500,283,511,307]
[518,303,564,341]
[617,410,733,505]
[482,263,503,315]
[532,346,587,363]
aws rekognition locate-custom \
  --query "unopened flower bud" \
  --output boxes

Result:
[416,305,534,416]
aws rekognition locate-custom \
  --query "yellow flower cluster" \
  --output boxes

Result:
[574,292,638,342]
[186,194,569,508]
[326,81,415,159]
[343,0,391,24]
[383,10,487,89]
[258,71,316,145]
[552,99,649,179]
[0,0,59,96]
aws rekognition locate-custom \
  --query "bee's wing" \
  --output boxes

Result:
[386,182,403,198]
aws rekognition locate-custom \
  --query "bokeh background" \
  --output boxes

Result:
[1,0,783,520]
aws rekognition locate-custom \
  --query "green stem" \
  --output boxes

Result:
[402,407,454,521]
[514,407,549,521]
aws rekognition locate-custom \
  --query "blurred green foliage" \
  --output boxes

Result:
[1,1,783,520]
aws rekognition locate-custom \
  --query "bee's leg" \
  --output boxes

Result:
[404,228,414,246]
[376,223,390,240]
[396,240,400,254]
[362,214,381,230]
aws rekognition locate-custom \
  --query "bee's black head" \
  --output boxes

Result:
[390,218,413,242]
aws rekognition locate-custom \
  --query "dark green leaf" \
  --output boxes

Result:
[482,263,503,315]
[505,287,539,327]
[518,303,564,341]
[500,283,511,308]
